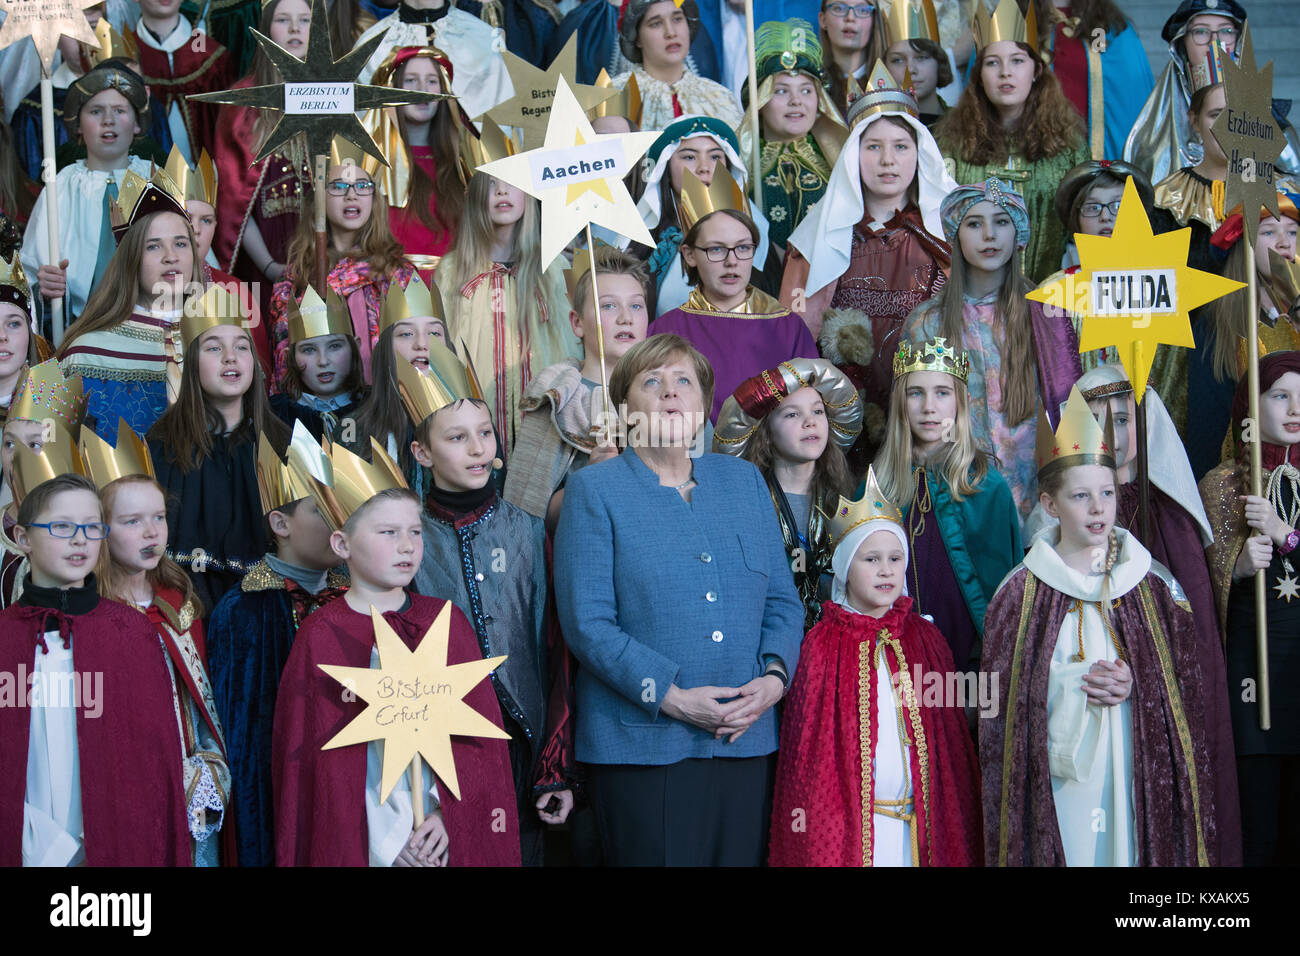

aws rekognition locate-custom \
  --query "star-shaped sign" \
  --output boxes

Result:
[1028,178,1245,400]
[1212,25,1284,247]
[485,34,617,149]
[0,0,99,75]
[188,0,444,165]
[477,75,659,269]
[1274,572,1299,603]
[318,603,509,802]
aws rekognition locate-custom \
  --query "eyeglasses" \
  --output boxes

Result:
[1079,200,1122,219]
[692,243,757,262]
[824,2,875,18]
[1186,25,1237,45]
[325,179,376,197]
[26,521,111,540]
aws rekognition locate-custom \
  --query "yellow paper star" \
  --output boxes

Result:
[485,34,617,149]
[1212,25,1284,247]
[318,603,509,802]
[477,75,659,268]
[0,0,99,75]
[1027,178,1244,400]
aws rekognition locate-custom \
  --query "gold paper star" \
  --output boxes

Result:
[1028,178,1245,400]
[318,603,509,802]
[1274,573,1299,603]
[1212,25,1284,247]
[0,0,99,75]
[188,0,445,165]
[485,34,617,149]
[477,75,659,268]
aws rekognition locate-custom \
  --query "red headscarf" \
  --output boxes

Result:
[1232,350,1300,468]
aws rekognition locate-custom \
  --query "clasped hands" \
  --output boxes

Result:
[661,676,785,743]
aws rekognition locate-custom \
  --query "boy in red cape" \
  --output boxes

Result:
[273,442,519,867]
[769,468,981,867]
[0,472,189,866]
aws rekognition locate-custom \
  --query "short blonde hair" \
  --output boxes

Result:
[609,334,715,419]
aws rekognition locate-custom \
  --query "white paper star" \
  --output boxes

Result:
[1273,573,1299,603]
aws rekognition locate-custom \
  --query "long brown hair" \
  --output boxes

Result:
[248,0,302,146]
[283,180,406,296]
[821,3,887,119]
[348,326,415,472]
[743,399,853,523]
[874,370,991,509]
[279,334,366,401]
[937,243,1039,427]
[392,58,465,239]
[146,328,289,472]
[1206,232,1267,383]
[57,211,202,356]
[932,41,1083,164]
[95,474,202,617]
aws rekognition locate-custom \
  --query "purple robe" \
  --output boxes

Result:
[1118,482,1241,865]
[653,300,819,422]
[907,472,980,670]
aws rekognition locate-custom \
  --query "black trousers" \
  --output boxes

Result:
[588,755,776,867]
[1237,754,1300,866]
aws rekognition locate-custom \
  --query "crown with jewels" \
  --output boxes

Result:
[164,144,218,207]
[592,70,643,127]
[110,166,188,241]
[892,336,971,384]
[973,0,1039,53]
[287,285,353,344]
[884,0,941,44]
[846,60,918,126]
[379,274,446,335]
[828,466,904,546]
[1191,39,1229,92]
[78,418,154,488]
[8,359,87,441]
[308,437,409,533]
[180,284,249,351]
[11,438,86,506]
[1036,385,1116,483]
[395,351,484,429]
[257,420,333,514]
[0,254,31,314]
[675,166,747,233]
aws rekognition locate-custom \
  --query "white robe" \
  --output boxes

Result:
[22,632,85,867]
[1025,528,1149,867]
[352,9,512,124]
[872,658,913,867]
[21,156,154,325]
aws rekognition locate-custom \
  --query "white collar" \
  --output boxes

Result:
[1023,527,1150,602]
[136,15,195,52]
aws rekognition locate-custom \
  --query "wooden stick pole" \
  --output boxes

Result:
[744,0,762,214]
[585,224,613,442]
[1245,238,1270,731]
[40,73,64,343]
[1136,384,1150,544]
[313,154,329,297]
[410,759,424,829]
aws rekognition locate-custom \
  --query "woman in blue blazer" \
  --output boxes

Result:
[554,334,805,866]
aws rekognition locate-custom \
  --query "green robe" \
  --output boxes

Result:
[761,134,831,253]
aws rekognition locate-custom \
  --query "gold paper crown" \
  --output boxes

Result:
[973,0,1038,53]
[892,336,971,383]
[1191,39,1228,92]
[592,70,643,126]
[395,351,484,428]
[164,145,218,206]
[90,19,139,68]
[885,0,941,44]
[379,274,445,334]
[1269,247,1300,318]
[257,420,333,513]
[676,166,746,233]
[460,117,521,180]
[845,60,918,126]
[11,439,86,506]
[329,134,384,179]
[1035,385,1116,482]
[78,418,154,488]
[110,166,187,239]
[9,359,87,439]
[180,284,249,351]
[287,285,353,343]
[0,254,31,307]
[828,466,904,546]
[308,437,409,533]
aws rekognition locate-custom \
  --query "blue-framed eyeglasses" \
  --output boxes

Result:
[25,521,111,540]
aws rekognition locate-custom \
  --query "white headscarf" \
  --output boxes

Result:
[786,111,957,299]
[637,117,749,230]
[830,519,910,611]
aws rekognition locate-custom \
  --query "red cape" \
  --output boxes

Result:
[0,598,191,866]
[769,598,982,867]
[272,593,521,867]
[130,31,235,160]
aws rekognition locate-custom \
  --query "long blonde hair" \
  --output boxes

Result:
[935,244,1038,427]
[875,369,991,509]
[283,180,406,295]
[95,475,203,618]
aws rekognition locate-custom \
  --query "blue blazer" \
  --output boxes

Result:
[554,449,804,766]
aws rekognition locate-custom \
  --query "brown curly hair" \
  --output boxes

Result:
[932,41,1084,165]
